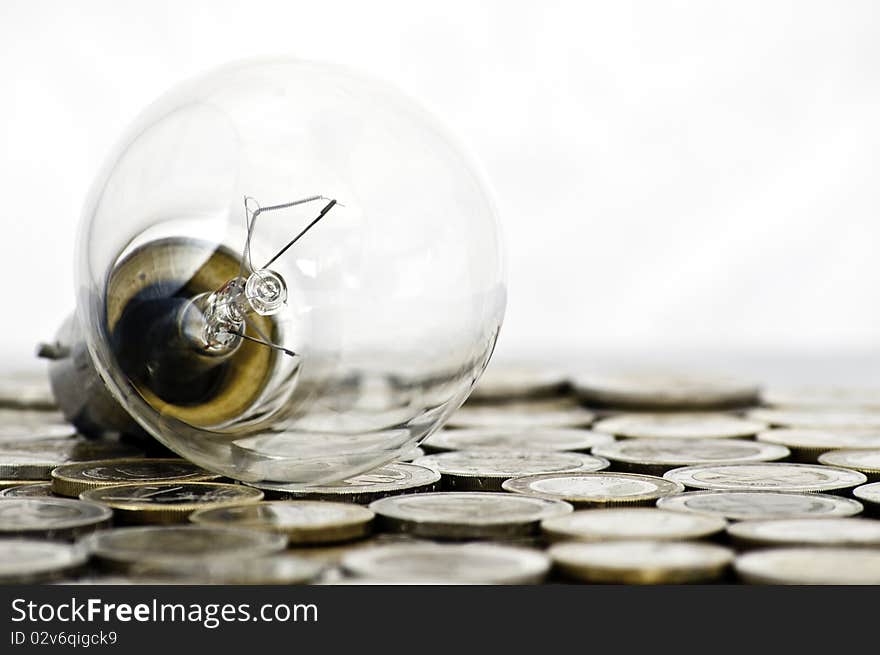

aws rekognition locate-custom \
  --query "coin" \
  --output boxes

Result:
[341,542,551,584]
[663,462,866,493]
[81,525,287,575]
[817,450,880,481]
[423,428,615,453]
[0,410,76,441]
[51,458,221,497]
[468,365,569,402]
[734,548,880,584]
[446,400,595,430]
[747,407,880,430]
[760,386,880,409]
[0,438,143,479]
[370,492,573,540]
[540,508,726,542]
[549,540,734,584]
[0,539,86,583]
[170,555,324,584]
[0,482,54,497]
[853,482,880,513]
[0,497,112,540]
[592,413,766,440]
[572,372,758,410]
[592,438,789,474]
[80,482,263,524]
[502,471,683,507]
[190,501,374,544]
[656,490,863,520]
[252,462,440,504]
[414,450,609,491]
[757,429,880,462]
[0,373,56,410]
[728,518,880,548]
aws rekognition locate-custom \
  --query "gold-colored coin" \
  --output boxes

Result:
[81,482,263,524]
[51,458,220,497]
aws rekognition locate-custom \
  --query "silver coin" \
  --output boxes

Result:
[664,462,866,493]
[572,372,758,410]
[0,539,86,583]
[81,482,263,524]
[0,497,112,540]
[817,449,880,481]
[414,450,609,491]
[0,482,55,497]
[747,407,880,430]
[760,386,880,410]
[549,540,734,584]
[468,365,569,402]
[592,438,789,474]
[656,490,863,520]
[190,501,375,544]
[0,438,143,479]
[728,518,880,548]
[853,482,880,510]
[171,555,324,585]
[80,525,288,575]
[252,462,440,504]
[370,492,573,539]
[341,542,551,584]
[592,413,766,440]
[0,373,56,410]
[51,458,220,497]
[0,410,76,441]
[446,400,595,430]
[735,547,880,585]
[541,507,726,542]
[502,471,684,507]
[423,428,615,453]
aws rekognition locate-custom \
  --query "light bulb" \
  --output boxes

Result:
[42,58,505,485]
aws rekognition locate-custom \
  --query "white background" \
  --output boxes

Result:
[2,0,879,379]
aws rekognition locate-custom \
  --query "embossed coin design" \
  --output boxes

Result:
[414,450,609,491]
[592,438,789,474]
[502,471,683,507]
[51,458,220,497]
[190,501,374,544]
[370,492,573,539]
[252,463,440,504]
[424,428,615,453]
[663,462,866,493]
[81,482,263,524]
[656,490,863,521]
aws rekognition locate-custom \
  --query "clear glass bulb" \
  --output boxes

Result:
[75,58,505,485]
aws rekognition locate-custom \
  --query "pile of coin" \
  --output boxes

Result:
[3,366,880,584]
